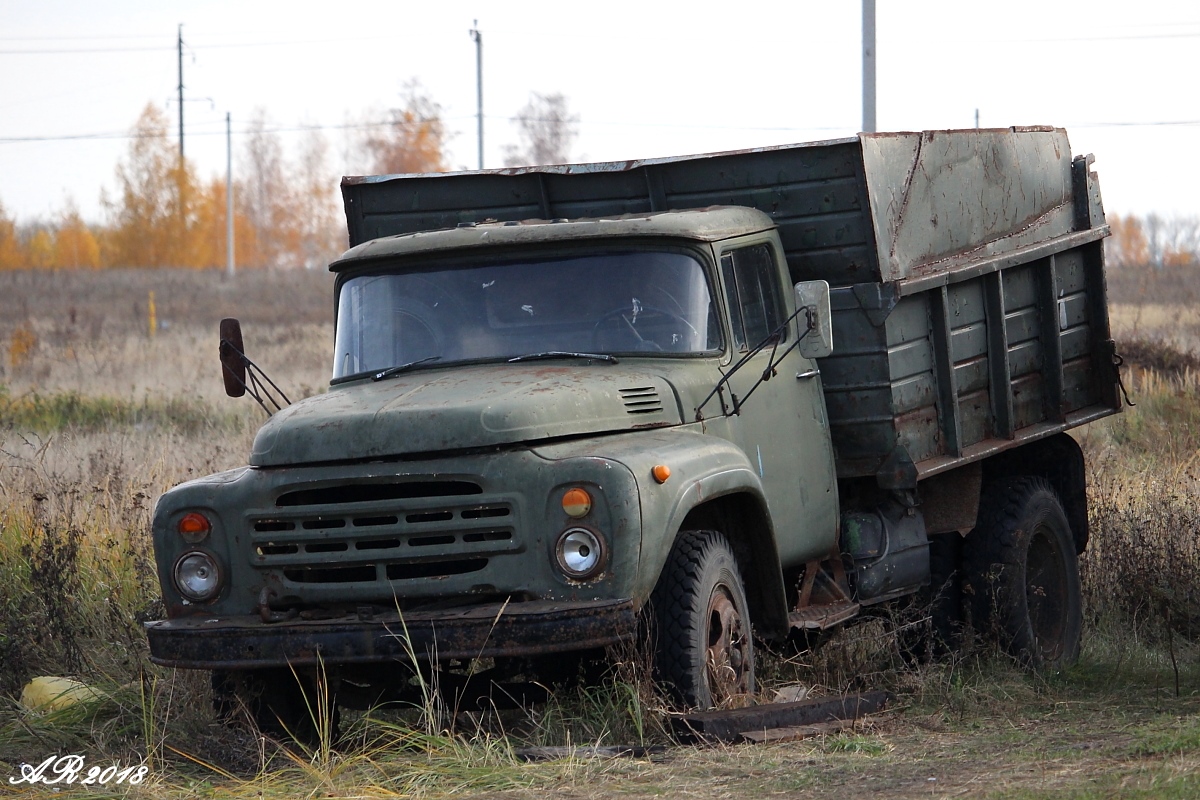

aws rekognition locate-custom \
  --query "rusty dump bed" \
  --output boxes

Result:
[341,128,1121,484]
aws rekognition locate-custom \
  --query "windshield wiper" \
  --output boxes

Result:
[507,351,619,364]
[372,355,441,382]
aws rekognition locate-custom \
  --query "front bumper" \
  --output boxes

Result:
[144,598,637,669]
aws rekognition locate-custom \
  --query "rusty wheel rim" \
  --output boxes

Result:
[705,583,751,707]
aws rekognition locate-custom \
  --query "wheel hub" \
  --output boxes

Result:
[705,584,752,707]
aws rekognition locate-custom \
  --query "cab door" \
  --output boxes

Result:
[716,236,839,566]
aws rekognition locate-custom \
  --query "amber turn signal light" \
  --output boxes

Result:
[562,487,593,518]
[652,465,671,484]
[178,512,212,543]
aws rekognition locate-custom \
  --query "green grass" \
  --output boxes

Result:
[0,385,242,434]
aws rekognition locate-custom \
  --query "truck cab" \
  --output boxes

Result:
[147,206,839,721]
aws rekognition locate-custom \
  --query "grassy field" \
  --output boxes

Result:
[1,266,1199,799]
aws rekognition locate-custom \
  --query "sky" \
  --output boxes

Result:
[1,0,1198,225]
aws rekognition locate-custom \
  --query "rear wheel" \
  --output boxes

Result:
[964,477,1082,669]
[650,530,755,709]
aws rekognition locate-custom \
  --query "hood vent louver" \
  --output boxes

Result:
[620,386,663,415]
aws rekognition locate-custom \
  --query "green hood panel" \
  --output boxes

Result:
[250,364,682,467]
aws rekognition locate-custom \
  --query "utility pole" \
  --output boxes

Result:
[177,24,185,163]
[470,20,483,170]
[975,108,980,129]
[226,112,235,277]
[862,0,876,133]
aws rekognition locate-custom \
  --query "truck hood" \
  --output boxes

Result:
[250,364,683,467]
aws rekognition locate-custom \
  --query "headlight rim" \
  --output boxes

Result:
[172,549,223,603]
[554,526,606,581]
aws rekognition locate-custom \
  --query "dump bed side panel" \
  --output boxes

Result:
[823,235,1119,484]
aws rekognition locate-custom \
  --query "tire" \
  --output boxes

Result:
[211,669,339,746]
[649,530,755,709]
[964,477,1083,669]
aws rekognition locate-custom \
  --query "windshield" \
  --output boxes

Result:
[332,250,721,380]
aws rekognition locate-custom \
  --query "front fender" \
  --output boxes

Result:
[534,427,789,637]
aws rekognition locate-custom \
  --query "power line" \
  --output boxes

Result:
[0,33,428,55]
[0,45,171,54]
[987,30,1200,43]
[0,116,476,144]
[0,33,166,41]
[7,113,1200,146]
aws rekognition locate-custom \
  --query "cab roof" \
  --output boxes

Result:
[329,206,774,272]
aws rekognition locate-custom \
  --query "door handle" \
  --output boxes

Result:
[796,368,820,380]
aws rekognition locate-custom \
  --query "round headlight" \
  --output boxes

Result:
[555,528,605,580]
[174,551,222,602]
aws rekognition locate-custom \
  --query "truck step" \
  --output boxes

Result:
[788,600,861,631]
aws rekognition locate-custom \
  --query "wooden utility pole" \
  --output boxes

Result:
[862,1,876,133]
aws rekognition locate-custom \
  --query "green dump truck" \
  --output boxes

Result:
[145,127,1120,729]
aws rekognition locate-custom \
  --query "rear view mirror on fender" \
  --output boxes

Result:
[794,280,833,359]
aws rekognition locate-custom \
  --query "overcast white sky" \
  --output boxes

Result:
[1,0,1198,225]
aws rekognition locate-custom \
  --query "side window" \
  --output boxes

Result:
[721,243,787,351]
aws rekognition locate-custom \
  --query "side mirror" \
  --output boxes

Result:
[794,280,833,359]
[219,317,247,398]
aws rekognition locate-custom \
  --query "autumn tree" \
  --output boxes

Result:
[1105,214,1150,268]
[237,110,342,268]
[0,201,21,270]
[360,82,448,175]
[25,228,54,269]
[52,202,101,268]
[239,108,296,267]
[103,103,196,267]
[1153,214,1200,267]
[294,128,344,267]
[503,92,579,167]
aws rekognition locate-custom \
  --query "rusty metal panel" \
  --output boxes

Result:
[859,128,1076,282]
[958,388,993,446]
[670,691,891,744]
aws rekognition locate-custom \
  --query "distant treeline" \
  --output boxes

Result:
[0,87,450,271]
[0,87,580,273]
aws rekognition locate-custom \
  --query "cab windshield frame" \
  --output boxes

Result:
[330,243,725,384]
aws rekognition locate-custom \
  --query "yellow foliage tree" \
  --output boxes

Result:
[0,201,22,270]
[26,229,54,269]
[104,103,198,268]
[361,82,448,175]
[53,204,101,268]
[238,110,342,268]
[1106,213,1149,268]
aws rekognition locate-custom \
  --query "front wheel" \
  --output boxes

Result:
[650,530,755,709]
[211,668,339,746]
[964,477,1083,669]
